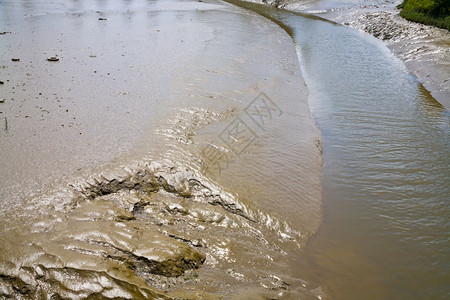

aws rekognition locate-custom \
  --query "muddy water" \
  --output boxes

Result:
[0,0,323,299]
[231,1,450,299]
[272,0,450,109]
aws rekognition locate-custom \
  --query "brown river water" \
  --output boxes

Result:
[229,1,449,299]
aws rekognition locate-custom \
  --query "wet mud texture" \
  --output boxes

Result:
[0,0,323,299]
[0,163,302,299]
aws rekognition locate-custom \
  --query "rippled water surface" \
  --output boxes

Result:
[232,1,449,299]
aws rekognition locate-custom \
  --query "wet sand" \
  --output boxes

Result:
[0,0,323,298]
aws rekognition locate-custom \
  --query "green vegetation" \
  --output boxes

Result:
[397,0,450,30]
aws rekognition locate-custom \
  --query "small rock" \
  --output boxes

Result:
[47,56,59,62]
[35,265,45,278]
[0,81,4,84]
[0,98,5,103]
[11,58,20,62]
[98,18,107,21]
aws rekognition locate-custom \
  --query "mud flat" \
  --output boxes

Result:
[247,0,450,109]
[0,0,323,298]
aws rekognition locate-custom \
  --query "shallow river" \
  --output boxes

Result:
[231,1,450,299]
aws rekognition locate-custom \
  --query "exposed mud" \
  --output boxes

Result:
[0,159,313,299]
[0,0,323,298]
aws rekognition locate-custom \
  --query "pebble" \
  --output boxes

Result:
[11,58,20,62]
[47,56,59,62]
[0,98,5,103]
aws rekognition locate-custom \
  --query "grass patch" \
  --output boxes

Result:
[397,0,450,30]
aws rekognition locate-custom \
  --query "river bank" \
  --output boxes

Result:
[247,0,450,110]
[0,0,323,298]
